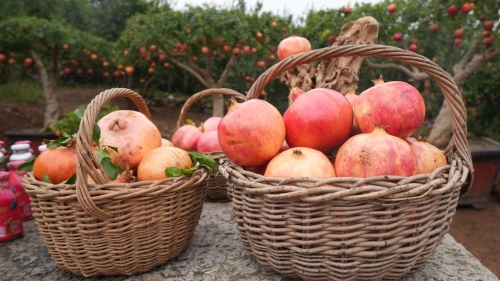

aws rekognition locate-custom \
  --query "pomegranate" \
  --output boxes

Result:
[335,126,418,177]
[447,5,459,17]
[265,147,336,179]
[172,124,204,151]
[461,2,474,13]
[393,33,403,42]
[137,147,193,181]
[283,88,353,154]
[409,44,418,52]
[33,143,77,184]
[407,136,447,174]
[277,36,312,61]
[287,86,305,106]
[218,98,285,166]
[454,28,465,38]
[387,3,397,14]
[484,21,494,31]
[344,90,361,136]
[353,76,425,139]
[161,138,174,147]
[197,131,222,153]
[430,24,439,33]
[97,110,162,172]
[202,117,222,132]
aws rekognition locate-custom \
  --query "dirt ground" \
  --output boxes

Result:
[1,88,499,278]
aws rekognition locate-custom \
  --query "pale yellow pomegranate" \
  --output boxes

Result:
[97,110,162,172]
[137,147,193,181]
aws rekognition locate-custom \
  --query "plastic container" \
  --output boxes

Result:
[0,141,7,172]
[7,143,35,220]
[0,171,24,242]
[38,143,47,154]
[9,143,34,162]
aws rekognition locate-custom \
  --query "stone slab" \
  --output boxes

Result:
[1,202,498,281]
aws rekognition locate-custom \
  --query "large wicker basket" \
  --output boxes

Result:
[177,88,246,202]
[22,88,210,277]
[221,44,473,281]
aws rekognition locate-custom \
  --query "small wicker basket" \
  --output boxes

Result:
[177,88,246,202]
[22,88,210,277]
[221,44,473,281]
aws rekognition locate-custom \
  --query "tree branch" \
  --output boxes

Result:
[455,39,480,73]
[364,59,430,81]
[155,40,210,88]
[453,46,500,86]
[216,53,238,87]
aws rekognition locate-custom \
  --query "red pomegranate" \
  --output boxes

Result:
[265,147,336,179]
[287,86,305,106]
[354,76,425,139]
[344,90,361,136]
[277,36,312,61]
[97,110,162,172]
[407,136,447,174]
[171,124,204,151]
[202,117,222,132]
[283,88,353,154]
[335,126,418,178]
[218,98,285,166]
[197,131,222,153]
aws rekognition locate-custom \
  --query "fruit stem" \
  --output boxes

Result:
[226,97,240,112]
[372,74,385,86]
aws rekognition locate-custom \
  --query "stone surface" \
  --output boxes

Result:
[1,202,498,281]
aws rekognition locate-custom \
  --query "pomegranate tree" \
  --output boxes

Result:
[218,98,285,166]
[335,126,418,178]
[353,76,425,139]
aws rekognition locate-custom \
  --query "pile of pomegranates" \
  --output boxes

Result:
[30,108,214,185]
[213,34,446,181]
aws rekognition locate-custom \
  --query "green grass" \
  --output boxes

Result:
[0,81,43,102]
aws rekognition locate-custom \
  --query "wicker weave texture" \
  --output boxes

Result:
[22,88,209,277]
[177,88,246,202]
[221,44,473,281]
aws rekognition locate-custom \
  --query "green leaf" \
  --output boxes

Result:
[101,157,120,180]
[187,151,217,172]
[92,123,101,148]
[186,119,195,125]
[165,166,197,177]
[63,173,77,184]
[17,158,35,171]
[94,147,111,163]
[74,108,85,119]
[166,167,182,177]
[42,173,52,183]
[44,133,75,148]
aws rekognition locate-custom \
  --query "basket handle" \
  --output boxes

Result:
[247,44,473,178]
[176,88,247,129]
[75,88,152,219]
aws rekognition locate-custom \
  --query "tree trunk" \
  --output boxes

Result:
[31,50,60,131]
[427,46,500,146]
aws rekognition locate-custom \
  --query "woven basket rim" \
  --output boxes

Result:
[176,88,246,129]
